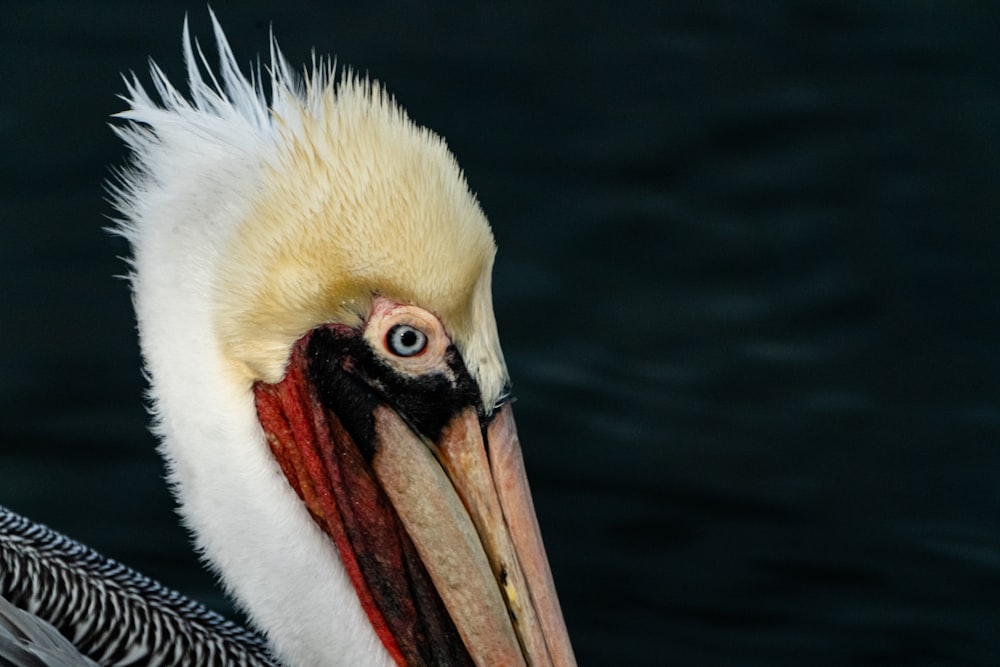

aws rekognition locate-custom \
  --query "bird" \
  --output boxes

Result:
[0,12,576,667]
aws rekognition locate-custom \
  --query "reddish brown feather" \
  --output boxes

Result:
[254,338,408,666]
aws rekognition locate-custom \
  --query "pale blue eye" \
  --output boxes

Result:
[386,324,427,357]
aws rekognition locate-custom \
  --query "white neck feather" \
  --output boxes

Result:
[110,16,395,667]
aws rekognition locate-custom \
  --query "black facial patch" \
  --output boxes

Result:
[363,344,480,443]
[305,324,482,460]
[306,326,380,461]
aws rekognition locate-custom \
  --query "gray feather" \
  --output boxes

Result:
[0,593,99,666]
[0,506,279,666]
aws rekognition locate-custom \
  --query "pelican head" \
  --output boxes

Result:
[110,14,575,667]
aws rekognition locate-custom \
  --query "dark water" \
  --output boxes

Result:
[2,2,999,665]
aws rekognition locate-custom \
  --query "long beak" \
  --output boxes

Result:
[254,329,576,666]
[373,403,576,667]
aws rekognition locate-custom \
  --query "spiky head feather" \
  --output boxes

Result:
[112,15,508,410]
[108,15,510,665]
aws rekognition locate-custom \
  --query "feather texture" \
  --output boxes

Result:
[0,506,275,666]
[105,12,507,665]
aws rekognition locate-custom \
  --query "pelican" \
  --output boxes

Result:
[0,13,575,667]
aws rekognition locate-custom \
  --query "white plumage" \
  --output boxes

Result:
[110,13,513,667]
[2,12,574,667]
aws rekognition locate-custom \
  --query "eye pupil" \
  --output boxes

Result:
[386,324,427,357]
